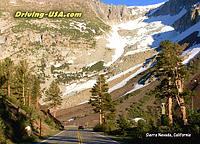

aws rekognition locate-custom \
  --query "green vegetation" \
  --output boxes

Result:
[12,21,54,33]
[89,74,115,127]
[93,41,200,143]
[0,11,3,18]
[0,58,63,143]
[83,61,105,72]
[55,61,105,84]
[51,63,70,74]
[128,93,156,120]
[153,41,188,125]
[12,17,110,43]
[31,42,43,50]
[44,81,62,112]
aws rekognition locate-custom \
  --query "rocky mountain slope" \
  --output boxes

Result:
[0,0,200,111]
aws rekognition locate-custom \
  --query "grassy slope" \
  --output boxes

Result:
[0,96,63,143]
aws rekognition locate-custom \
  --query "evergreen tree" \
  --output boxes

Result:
[31,75,41,109]
[15,60,30,105]
[0,61,7,97]
[117,115,131,136]
[154,40,188,125]
[89,75,115,125]
[3,58,14,97]
[44,81,62,116]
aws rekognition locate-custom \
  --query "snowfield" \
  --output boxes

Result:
[122,83,150,97]
[105,25,129,66]
[63,80,96,96]
[182,44,200,64]
[109,65,149,93]
[61,4,200,102]
[105,7,188,66]
[108,63,143,82]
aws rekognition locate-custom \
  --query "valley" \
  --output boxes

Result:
[0,0,200,143]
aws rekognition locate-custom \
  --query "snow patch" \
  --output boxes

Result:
[86,61,98,67]
[124,49,151,56]
[174,22,200,42]
[63,80,96,96]
[128,2,164,9]
[108,63,143,82]
[109,66,149,93]
[122,83,150,97]
[79,100,89,105]
[68,60,74,64]
[68,118,74,122]
[105,25,128,66]
[54,63,62,68]
[145,8,187,25]
[70,21,86,32]
[182,44,200,64]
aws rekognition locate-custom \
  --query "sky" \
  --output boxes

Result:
[101,0,168,6]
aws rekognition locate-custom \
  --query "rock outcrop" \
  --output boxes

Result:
[173,3,200,32]
[90,0,133,23]
[152,0,199,16]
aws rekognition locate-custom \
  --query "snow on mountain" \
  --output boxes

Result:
[78,100,89,105]
[128,2,165,9]
[174,21,200,42]
[122,83,150,97]
[63,80,96,97]
[61,2,200,103]
[105,7,181,66]
[182,44,200,64]
[146,8,187,25]
[70,21,87,32]
[105,25,129,66]
[109,65,149,93]
[108,63,143,82]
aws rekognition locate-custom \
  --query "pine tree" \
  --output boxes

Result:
[154,40,188,125]
[15,60,30,105]
[89,75,115,125]
[44,81,62,116]
[0,61,7,97]
[31,75,41,109]
[3,58,14,97]
[0,58,14,98]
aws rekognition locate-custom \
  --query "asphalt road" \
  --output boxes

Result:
[39,129,119,144]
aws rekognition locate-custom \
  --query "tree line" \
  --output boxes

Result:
[89,41,200,141]
[0,58,62,114]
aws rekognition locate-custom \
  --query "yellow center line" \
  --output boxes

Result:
[77,130,82,144]
[79,131,83,143]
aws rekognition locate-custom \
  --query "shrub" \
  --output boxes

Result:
[116,115,131,136]
[93,124,107,132]
[44,117,55,127]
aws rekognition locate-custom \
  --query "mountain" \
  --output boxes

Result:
[0,0,200,113]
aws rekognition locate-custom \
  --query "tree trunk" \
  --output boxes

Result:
[99,76,103,125]
[178,96,188,125]
[176,79,188,125]
[99,108,102,125]
[168,96,173,125]
[54,110,56,117]
[36,96,39,109]
[176,79,184,93]
[7,80,10,97]
[22,74,25,105]
[28,93,31,107]
[102,113,105,124]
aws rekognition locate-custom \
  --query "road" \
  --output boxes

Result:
[39,129,119,144]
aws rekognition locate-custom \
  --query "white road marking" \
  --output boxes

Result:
[41,130,65,142]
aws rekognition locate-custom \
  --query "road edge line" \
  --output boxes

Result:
[41,130,65,143]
